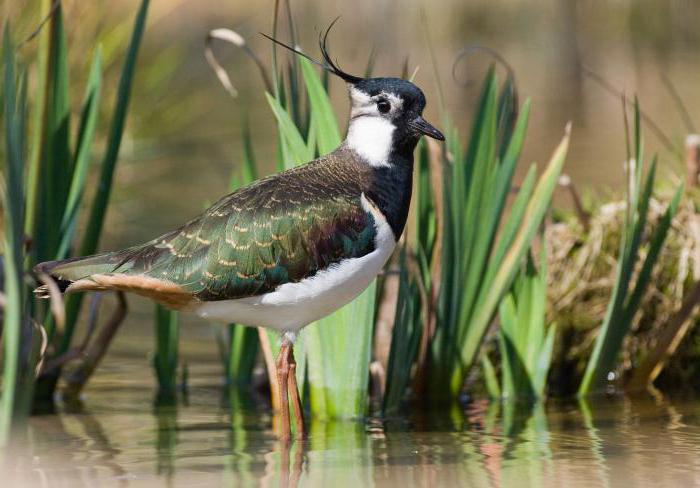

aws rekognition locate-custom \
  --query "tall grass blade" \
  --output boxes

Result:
[0,25,27,444]
[31,2,70,267]
[425,69,569,403]
[62,0,150,354]
[578,102,683,396]
[154,304,179,402]
[266,92,313,164]
[496,247,555,399]
[25,0,54,240]
[222,326,258,386]
[459,127,569,379]
[299,57,340,154]
[306,284,376,419]
[382,248,422,414]
[57,47,102,259]
[78,0,149,258]
[480,354,501,399]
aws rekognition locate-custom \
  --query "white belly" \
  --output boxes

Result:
[193,195,396,332]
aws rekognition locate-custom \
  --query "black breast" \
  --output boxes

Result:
[364,153,414,239]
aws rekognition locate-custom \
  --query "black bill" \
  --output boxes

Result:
[409,116,445,141]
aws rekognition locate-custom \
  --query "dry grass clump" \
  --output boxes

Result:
[546,196,700,394]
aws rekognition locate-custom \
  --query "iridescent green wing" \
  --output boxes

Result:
[128,180,376,300]
[194,193,376,300]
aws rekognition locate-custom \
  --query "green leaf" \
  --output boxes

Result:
[578,103,683,396]
[154,304,179,401]
[31,2,71,266]
[62,0,150,355]
[300,57,341,154]
[79,0,149,256]
[534,323,556,395]
[223,325,259,386]
[383,248,423,414]
[307,282,377,419]
[481,354,501,399]
[57,47,103,259]
[266,92,313,165]
[1,25,28,443]
[456,127,570,387]
[496,246,554,399]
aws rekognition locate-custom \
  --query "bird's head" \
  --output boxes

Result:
[345,77,443,166]
[262,21,444,167]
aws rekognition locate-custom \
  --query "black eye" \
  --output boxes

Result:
[376,100,391,114]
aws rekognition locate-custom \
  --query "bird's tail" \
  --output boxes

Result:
[34,251,131,297]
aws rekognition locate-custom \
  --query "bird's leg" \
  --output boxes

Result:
[276,340,292,442]
[286,344,306,439]
[276,332,305,441]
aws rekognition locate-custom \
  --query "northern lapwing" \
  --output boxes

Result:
[34,26,444,441]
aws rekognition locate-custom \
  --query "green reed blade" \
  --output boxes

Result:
[461,68,497,195]
[490,100,531,231]
[78,0,149,257]
[266,92,313,164]
[496,246,554,399]
[382,247,422,414]
[307,283,377,419]
[425,76,552,403]
[287,63,303,131]
[456,74,499,323]
[534,323,557,395]
[300,57,341,154]
[498,293,521,397]
[57,47,102,259]
[241,116,258,181]
[224,325,258,386]
[25,0,52,241]
[415,140,436,263]
[61,0,150,354]
[458,96,531,337]
[1,26,27,443]
[31,2,70,266]
[481,354,501,399]
[524,246,548,369]
[623,184,683,319]
[455,128,569,391]
[496,74,519,158]
[578,103,683,396]
[154,304,179,401]
[0,28,40,445]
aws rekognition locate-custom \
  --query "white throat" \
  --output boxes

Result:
[346,116,395,167]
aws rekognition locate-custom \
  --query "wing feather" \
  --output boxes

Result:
[106,156,377,302]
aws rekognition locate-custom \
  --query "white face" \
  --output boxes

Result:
[345,87,403,167]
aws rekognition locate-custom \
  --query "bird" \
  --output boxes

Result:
[34,25,444,441]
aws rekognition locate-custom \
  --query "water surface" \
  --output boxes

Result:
[5,338,700,488]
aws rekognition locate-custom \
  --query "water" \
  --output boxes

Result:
[5,336,700,487]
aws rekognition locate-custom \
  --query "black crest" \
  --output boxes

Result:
[261,18,363,84]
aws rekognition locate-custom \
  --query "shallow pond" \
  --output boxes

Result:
[4,324,700,488]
